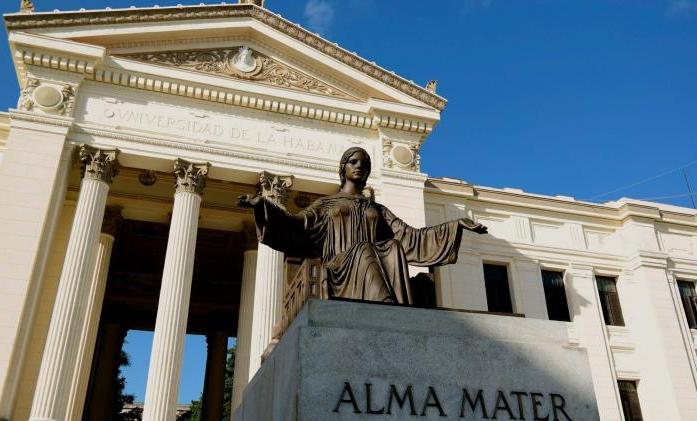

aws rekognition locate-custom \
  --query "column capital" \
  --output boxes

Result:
[174,159,210,195]
[79,145,119,184]
[102,205,124,237]
[258,170,293,209]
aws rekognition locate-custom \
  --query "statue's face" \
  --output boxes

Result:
[343,151,370,184]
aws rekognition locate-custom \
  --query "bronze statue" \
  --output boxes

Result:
[238,147,487,304]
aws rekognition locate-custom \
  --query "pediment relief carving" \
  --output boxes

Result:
[118,46,357,101]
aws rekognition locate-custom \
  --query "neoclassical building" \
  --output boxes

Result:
[1,1,696,421]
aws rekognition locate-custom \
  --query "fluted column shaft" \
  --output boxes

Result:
[30,146,118,421]
[143,159,209,421]
[231,247,258,415]
[248,244,285,376]
[66,207,121,421]
[200,332,228,421]
[246,171,293,379]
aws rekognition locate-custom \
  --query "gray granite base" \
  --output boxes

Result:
[234,299,599,421]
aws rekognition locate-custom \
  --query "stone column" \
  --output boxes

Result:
[66,206,122,421]
[29,146,119,421]
[231,225,258,414]
[84,322,128,421]
[142,159,209,421]
[248,172,293,378]
[200,331,229,421]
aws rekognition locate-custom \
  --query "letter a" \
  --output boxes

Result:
[333,382,362,414]
[421,386,447,417]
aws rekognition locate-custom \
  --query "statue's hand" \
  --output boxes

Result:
[459,218,488,235]
[238,194,262,208]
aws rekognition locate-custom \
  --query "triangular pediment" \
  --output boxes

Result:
[5,3,446,112]
[115,46,358,101]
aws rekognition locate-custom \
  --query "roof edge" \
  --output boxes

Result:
[4,4,447,111]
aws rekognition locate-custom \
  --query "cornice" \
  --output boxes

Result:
[9,108,74,128]
[4,4,446,111]
[86,67,383,131]
[426,177,697,227]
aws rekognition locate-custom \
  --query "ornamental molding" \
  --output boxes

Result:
[9,108,74,128]
[119,46,356,100]
[18,78,77,116]
[79,144,119,183]
[87,68,380,131]
[14,46,433,134]
[174,158,210,195]
[5,4,446,110]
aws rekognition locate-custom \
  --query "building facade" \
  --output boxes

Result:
[0,2,696,420]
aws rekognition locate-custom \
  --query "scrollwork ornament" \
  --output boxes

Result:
[409,144,421,171]
[382,138,393,168]
[121,47,354,99]
[18,78,39,111]
[79,145,120,184]
[173,159,209,195]
[59,84,76,116]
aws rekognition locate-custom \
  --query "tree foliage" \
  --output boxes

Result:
[179,345,236,421]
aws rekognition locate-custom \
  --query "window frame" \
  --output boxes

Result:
[595,275,625,327]
[482,261,514,314]
[617,380,643,421]
[677,279,697,330]
[540,269,572,322]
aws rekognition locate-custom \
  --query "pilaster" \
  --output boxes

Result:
[0,115,73,419]
[566,265,623,421]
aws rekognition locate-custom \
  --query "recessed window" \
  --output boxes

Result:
[618,380,643,421]
[541,270,571,322]
[483,263,513,313]
[677,280,697,329]
[596,276,625,326]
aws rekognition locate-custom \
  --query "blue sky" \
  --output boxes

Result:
[2,0,697,404]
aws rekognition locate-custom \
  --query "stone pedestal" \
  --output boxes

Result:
[234,299,599,421]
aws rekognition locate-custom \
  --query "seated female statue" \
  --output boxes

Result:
[238,147,487,304]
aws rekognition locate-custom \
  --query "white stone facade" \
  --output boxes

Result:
[0,3,695,421]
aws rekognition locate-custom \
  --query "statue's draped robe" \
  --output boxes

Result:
[254,193,464,304]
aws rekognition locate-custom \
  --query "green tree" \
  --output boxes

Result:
[113,351,139,421]
[179,345,236,421]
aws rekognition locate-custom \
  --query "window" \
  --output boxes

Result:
[678,280,697,329]
[541,270,571,322]
[618,381,643,421]
[596,276,625,326]
[483,264,513,313]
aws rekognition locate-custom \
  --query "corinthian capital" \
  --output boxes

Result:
[174,159,210,195]
[79,145,119,184]
[258,171,293,209]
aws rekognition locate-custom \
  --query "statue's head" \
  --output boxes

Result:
[339,147,371,188]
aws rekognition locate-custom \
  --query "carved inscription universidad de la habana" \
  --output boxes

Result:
[333,382,573,420]
[97,104,359,159]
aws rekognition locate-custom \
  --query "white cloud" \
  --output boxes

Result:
[304,0,335,35]
[666,0,697,17]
